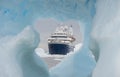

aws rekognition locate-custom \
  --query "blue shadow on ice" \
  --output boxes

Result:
[0,0,97,77]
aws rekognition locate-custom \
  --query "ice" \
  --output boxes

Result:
[0,0,98,77]
[1,0,120,77]
[50,43,96,77]
[91,0,120,77]
[35,48,49,57]
[74,43,83,52]
[35,48,65,58]
[0,0,96,36]
[0,27,49,77]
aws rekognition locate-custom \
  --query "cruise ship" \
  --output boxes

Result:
[48,25,75,55]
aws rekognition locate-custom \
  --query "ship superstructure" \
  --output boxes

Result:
[48,25,75,55]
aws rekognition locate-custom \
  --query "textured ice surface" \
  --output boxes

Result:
[1,0,120,77]
[0,27,49,77]
[50,44,96,77]
[91,0,120,77]
[0,0,97,77]
[0,0,96,36]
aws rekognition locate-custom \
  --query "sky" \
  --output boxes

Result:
[34,18,82,51]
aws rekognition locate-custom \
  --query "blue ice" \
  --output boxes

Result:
[2,0,119,77]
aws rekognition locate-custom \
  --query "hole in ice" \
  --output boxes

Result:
[34,18,83,68]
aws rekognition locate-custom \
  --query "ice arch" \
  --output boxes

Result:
[0,0,97,77]
[0,0,96,36]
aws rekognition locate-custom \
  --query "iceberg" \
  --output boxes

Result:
[0,0,115,77]
[1,0,120,77]
[91,0,120,77]
[0,0,96,36]
[0,27,49,77]
[0,0,98,77]
[50,43,96,77]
